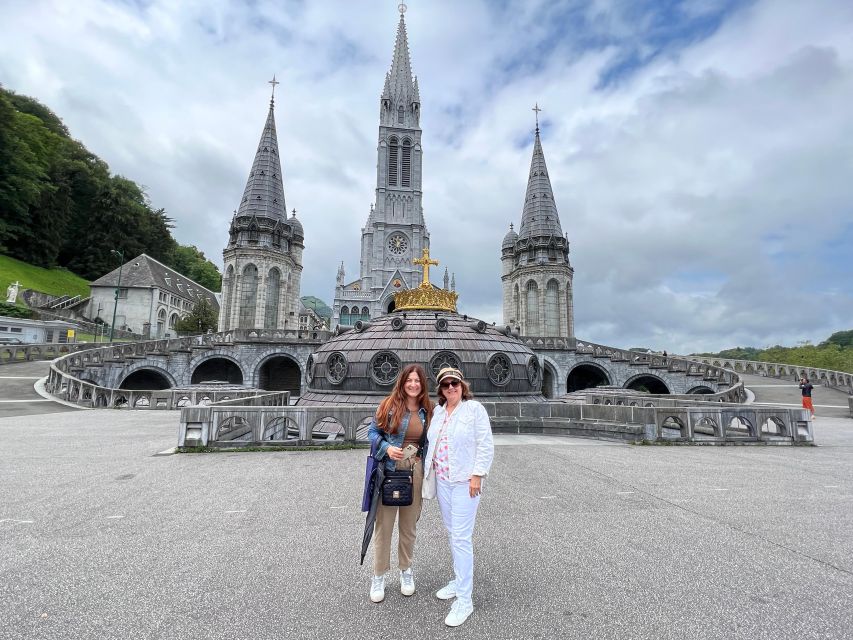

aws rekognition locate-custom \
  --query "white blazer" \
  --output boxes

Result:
[423,399,494,494]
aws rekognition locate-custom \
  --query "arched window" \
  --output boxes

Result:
[340,306,350,326]
[248,223,259,243]
[361,306,370,321]
[388,137,399,186]
[512,284,519,325]
[401,139,412,187]
[222,265,234,331]
[157,308,166,337]
[397,105,404,124]
[239,264,258,328]
[545,279,560,335]
[526,281,540,335]
[169,312,179,329]
[265,268,281,329]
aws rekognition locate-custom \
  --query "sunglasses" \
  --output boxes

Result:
[439,379,461,389]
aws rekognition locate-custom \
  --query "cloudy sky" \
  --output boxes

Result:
[2,0,851,353]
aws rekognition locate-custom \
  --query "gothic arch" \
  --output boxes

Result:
[388,136,399,186]
[117,363,178,389]
[525,280,540,335]
[265,267,281,329]
[239,263,258,328]
[544,279,560,335]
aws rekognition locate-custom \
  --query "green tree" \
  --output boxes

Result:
[174,297,218,333]
[167,244,222,292]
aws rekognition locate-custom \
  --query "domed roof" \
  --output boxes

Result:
[298,310,544,405]
[502,223,518,249]
[288,211,303,237]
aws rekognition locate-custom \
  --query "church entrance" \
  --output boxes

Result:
[387,300,396,313]
[258,355,301,396]
[566,363,611,393]
[119,369,172,390]
[191,358,243,385]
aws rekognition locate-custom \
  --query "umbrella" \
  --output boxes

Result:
[360,461,385,565]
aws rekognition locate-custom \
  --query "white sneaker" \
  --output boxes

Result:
[400,568,415,596]
[445,600,473,627]
[370,575,385,603]
[435,580,457,600]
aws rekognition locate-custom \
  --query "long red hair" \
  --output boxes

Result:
[375,364,433,434]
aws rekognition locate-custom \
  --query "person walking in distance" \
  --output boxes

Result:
[422,367,494,627]
[366,364,433,603]
[799,376,815,419]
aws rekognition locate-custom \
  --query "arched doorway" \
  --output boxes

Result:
[257,355,301,395]
[566,364,611,392]
[625,375,670,394]
[687,386,714,395]
[387,300,396,313]
[191,358,243,385]
[120,369,172,390]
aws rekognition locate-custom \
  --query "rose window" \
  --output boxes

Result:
[387,233,409,255]
[326,352,348,384]
[430,352,462,382]
[487,353,512,386]
[371,351,401,385]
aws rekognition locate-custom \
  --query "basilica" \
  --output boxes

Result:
[216,7,574,339]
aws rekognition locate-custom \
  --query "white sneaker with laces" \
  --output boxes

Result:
[400,568,415,596]
[435,580,457,600]
[444,600,474,627]
[370,575,385,603]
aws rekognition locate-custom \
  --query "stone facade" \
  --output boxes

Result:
[219,91,304,332]
[88,253,220,338]
[502,127,574,338]
[332,13,432,326]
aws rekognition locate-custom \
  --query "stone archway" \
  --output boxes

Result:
[566,363,611,393]
[192,358,244,385]
[541,359,558,399]
[386,300,396,313]
[625,374,670,394]
[257,355,302,396]
[119,369,173,390]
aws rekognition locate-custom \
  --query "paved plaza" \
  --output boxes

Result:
[1,363,852,639]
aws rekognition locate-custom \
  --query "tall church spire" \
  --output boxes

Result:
[380,8,420,127]
[518,123,563,241]
[235,82,287,222]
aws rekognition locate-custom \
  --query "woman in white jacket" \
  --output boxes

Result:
[423,366,494,627]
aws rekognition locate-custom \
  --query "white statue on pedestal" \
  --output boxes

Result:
[6,281,20,304]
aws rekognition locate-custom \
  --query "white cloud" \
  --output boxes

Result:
[1,0,851,354]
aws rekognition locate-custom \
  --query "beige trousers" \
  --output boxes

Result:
[373,460,424,576]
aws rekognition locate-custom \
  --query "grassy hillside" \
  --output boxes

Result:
[0,254,90,300]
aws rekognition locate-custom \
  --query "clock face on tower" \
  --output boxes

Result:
[387,233,408,255]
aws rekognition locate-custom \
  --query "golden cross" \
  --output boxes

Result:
[412,247,439,286]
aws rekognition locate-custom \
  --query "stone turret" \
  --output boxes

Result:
[502,114,574,337]
[219,81,304,331]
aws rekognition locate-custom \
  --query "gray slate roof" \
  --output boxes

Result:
[517,129,564,241]
[235,99,287,222]
[90,254,220,311]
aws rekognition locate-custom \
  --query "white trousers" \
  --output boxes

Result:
[437,478,481,607]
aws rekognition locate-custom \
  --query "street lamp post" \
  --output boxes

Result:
[109,249,124,343]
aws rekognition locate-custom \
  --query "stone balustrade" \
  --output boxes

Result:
[686,356,853,392]
[176,397,812,447]
[0,342,98,365]
[42,329,331,409]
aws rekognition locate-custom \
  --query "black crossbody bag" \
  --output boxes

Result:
[381,412,427,507]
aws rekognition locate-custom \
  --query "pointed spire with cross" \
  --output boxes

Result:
[532,102,542,134]
[269,75,280,105]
